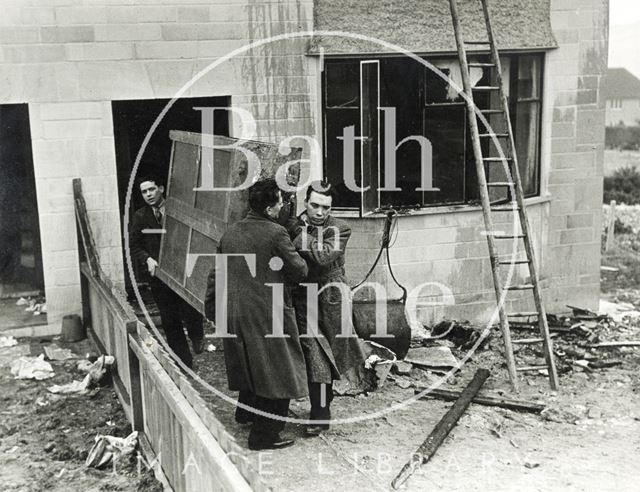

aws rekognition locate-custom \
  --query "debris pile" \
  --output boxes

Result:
[48,355,115,394]
[16,296,47,316]
[85,431,138,469]
[10,354,55,380]
[508,304,640,375]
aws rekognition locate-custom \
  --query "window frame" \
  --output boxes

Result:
[321,52,545,213]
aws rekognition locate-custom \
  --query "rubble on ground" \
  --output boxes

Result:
[10,354,54,380]
[48,355,115,395]
[386,303,639,394]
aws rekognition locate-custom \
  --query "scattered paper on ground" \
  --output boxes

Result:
[0,336,18,348]
[44,344,77,361]
[85,431,138,469]
[405,346,460,369]
[0,344,30,368]
[48,355,114,394]
[10,354,54,380]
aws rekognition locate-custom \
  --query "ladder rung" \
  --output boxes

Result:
[491,203,519,211]
[473,86,500,91]
[492,234,525,239]
[465,40,490,45]
[479,133,509,138]
[487,182,514,187]
[505,284,534,290]
[508,311,539,317]
[480,109,503,114]
[516,365,548,372]
[483,157,513,162]
[512,338,544,345]
[468,62,495,67]
[499,259,531,265]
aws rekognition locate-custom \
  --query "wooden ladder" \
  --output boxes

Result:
[448,0,559,390]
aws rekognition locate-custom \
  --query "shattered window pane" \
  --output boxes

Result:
[322,54,543,210]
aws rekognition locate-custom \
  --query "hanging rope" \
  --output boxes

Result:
[352,210,407,302]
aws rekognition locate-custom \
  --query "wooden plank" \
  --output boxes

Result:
[130,333,254,492]
[605,200,617,252]
[154,269,204,314]
[81,262,132,323]
[170,130,251,149]
[138,431,175,492]
[128,322,144,432]
[73,178,100,277]
[392,369,490,489]
[87,325,131,421]
[132,324,271,492]
[588,341,640,348]
[413,387,545,413]
[166,196,227,242]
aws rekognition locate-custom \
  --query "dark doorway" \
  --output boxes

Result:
[111,96,230,291]
[0,104,44,299]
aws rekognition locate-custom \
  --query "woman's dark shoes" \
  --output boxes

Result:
[304,424,329,437]
[248,435,295,451]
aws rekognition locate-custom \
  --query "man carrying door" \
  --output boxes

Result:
[205,178,309,450]
[130,174,204,369]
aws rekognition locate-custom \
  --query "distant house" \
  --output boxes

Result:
[605,68,640,127]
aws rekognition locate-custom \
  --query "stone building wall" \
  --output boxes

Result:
[0,0,315,329]
[0,0,607,331]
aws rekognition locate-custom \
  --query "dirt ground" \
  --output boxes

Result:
[191,234,640,492]
[0,338,161,492]
[195,325,640,492]
[1,236,640,492]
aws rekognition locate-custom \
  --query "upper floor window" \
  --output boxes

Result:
[322,54,544,213]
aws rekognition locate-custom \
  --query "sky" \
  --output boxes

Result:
[609,0,640,77]
[610,0,640,26]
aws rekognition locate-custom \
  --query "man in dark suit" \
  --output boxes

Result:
[204,178,308,451]
[288,181,366,437]
[130,175,204,369]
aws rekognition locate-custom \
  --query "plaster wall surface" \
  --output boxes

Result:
[0,0,606,329]
[0,0,315,326]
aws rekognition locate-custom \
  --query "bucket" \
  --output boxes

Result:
[351,211,411,360]
[61,314,85,342]
[352,298,411,359]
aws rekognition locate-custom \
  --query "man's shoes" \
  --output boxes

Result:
[304,425,328,437]
[192,338,204,355]
[248,435,295,451]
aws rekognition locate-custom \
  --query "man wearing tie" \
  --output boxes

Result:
[130,175,204,368]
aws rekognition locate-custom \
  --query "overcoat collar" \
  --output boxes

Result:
[246,209,277,223]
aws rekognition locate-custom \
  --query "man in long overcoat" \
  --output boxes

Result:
[288,182,366,436]
[204,178,308,450]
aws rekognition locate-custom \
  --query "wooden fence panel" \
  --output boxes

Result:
[74,176,270,491]
[130,331,254,492]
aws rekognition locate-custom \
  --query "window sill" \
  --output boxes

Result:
[331,194,552,219]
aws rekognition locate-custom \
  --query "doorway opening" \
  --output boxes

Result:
[0,103,46,328]
[111,96,230,293]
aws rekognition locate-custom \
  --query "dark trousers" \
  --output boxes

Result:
[309,382,333,426]
[150,279,203,368]
[237,390,290,444]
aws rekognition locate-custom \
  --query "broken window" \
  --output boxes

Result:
[322,54,544,211]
